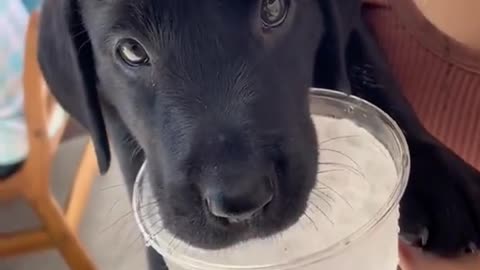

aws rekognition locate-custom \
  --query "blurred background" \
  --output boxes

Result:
[1,133,148,270]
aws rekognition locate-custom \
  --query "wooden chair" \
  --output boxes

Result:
[0,12,98,270]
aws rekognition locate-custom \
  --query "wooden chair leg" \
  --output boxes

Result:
[66,140,98,230]
[28,193,96,270]
[0,230,52,257]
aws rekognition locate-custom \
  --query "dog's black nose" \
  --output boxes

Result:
[205,176,274,222]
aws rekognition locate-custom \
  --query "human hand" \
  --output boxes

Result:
[399,241,480,270]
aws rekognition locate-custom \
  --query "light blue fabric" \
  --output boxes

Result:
[0,0,42,165]
[22,0,42,13]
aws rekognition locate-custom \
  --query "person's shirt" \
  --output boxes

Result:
[0,0,31,165]
[362,0,480,171]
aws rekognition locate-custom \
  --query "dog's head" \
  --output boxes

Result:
[39,0,359,249]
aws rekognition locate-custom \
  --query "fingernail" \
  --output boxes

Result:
[400,228,429,247]
[464,242,477,254]
[419,228,429,246]
[401,233,419,245]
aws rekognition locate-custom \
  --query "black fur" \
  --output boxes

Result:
[37,0,479,268]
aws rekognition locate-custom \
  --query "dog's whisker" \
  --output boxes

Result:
[316,168,367,184]
[138,198,162,209]
[136,205,161,218]
[317,162,366,179]
[138,201,160,212]
[320,134,389,159]
[316,181,353,209]
[103,199,162,234]
[310,205,334,226]
[106,198,122,216]
[319,135,361,145]
[167,234,181,251]
[122,133,138,146]
[101,210,135,233]
[124,229,145,251]
[77,37,92,53]
[100,184,124,191]
[71,28,88,39]
[128,144,144,162]
[312,188,335,203]
[319,148,361,170]
[173,236,184,251]
[309,190,333,209]
[317,168,350,175]
[150,227,166,241]
[304,210,319,231]
[133,235,150,255]
[149,218,165,229]
[180,242,192,256]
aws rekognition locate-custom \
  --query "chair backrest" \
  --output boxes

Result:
[23,13,68,154]
[0,13,68,201]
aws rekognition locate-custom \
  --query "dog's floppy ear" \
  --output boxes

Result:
[37,0,110,173]
[314,0,362,93]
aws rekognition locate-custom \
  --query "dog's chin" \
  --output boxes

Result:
[156,174,315,250]
[159,202,310,250]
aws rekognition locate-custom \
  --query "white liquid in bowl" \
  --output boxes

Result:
[133,114,404,270]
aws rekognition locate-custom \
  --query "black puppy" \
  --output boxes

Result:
[38,0,479,268]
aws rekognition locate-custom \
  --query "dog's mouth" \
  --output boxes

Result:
[133,158,316,250]
[131,109,318,249]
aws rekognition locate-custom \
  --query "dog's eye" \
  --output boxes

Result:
[116,39,150,66]
[261,0,289,28]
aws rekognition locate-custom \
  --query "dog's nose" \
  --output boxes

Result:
[205,176,274,222]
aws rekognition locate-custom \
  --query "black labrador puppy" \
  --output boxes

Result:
[37,0,480,268]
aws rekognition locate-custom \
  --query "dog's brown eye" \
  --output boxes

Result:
[117,39,149,66]
[261,0,289,28]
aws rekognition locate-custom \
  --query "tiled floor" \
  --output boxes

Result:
[0,137,148,270]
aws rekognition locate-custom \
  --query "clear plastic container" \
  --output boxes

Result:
[133,88,411,270]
